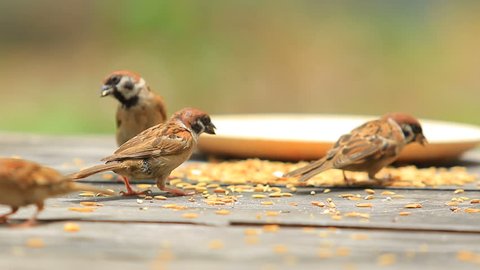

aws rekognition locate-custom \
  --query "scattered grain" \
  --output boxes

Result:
[350,234,369,240]
[181,213,199,219]
[63,222,80,232]
[101,174,114,180]
[68,207,96,213]
[79,202,103,207]
[244,228,260,236]
[208,240,224,250]
[136,184,152,189]
[336,247,350,257]
[26,238,45,248]
[377,253,396,266]
[404,203,422,209]
[266,211,280,217]
[356,203,373,208]
[273,244,288,254]
[268,192,283,198]
[215,209,231,215]
[318,248,334,259]
[79,192,96,197]
[311,201,325,207]
[263,224,280,232]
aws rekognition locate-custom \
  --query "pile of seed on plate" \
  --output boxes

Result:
[171,159,478,188]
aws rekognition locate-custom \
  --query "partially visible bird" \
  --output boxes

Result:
[101,70,168,146]
[284,113,427,184]
[0,158,114,227]
[69,108,216,196]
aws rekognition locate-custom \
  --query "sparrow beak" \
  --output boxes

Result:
[205,123,216,135]
[100,85,114,97]
[417,134,428,146]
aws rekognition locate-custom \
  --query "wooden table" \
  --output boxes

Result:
[0,133,479,270]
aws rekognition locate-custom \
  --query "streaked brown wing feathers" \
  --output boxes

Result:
[103,122,191,162]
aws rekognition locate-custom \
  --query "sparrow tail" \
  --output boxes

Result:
[67,163,122,180]
[283,158,329,182]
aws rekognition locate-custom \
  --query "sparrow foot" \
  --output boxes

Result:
[342,171,356,186]
[0,216,7,224]
[0,207,18,224]
[119,176,149,196]
[11,219,37,228]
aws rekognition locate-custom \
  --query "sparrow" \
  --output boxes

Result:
[69,108,216,196]
[0,158,114,227]
[101,70,168,146]
[284,113,428,184]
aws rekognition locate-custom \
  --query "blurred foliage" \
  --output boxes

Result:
[0,0,479,134]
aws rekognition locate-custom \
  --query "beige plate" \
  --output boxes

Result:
[198,114,480,163]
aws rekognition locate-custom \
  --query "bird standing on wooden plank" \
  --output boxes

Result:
[69,108,216,196]
[101,70,168,146]
[284,113,427,184]
[0,158,114,227]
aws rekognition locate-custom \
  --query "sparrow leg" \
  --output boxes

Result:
[0,206,19,224]
[13,202,44,228]
[368,172,392,186]
[157,179,194,196]
[117,176,150,196]
[342,171,355,186]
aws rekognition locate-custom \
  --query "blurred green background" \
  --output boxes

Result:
[0,0,479,134]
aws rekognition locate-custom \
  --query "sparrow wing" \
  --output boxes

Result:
[102,122,192,162]
[0,159,64,189]
[330,135,389,168]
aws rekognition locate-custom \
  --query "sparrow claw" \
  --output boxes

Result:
[0,216,7,224]
[11,219,37,229]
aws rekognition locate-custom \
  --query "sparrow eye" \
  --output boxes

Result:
[201,116,211,125]
[411,124,422,135]
[109,76,121,85]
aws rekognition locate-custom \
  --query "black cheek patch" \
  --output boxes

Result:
[124,81,134,90]
[191,123,203,134]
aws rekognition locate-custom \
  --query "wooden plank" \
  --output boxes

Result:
[1,133,480,270]
[0,222,479,270]
[1,186,479,232]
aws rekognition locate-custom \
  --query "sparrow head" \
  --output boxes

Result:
[174,108,216,135]
[101,70,148,108]
[384,113,427,146]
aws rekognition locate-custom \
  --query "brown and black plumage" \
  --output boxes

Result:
[284,113,427,184]
[101,70,168,146]
[0,158,113,227]
[69,108,216,196]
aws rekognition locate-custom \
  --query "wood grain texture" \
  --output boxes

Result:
[0,133,479,270]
